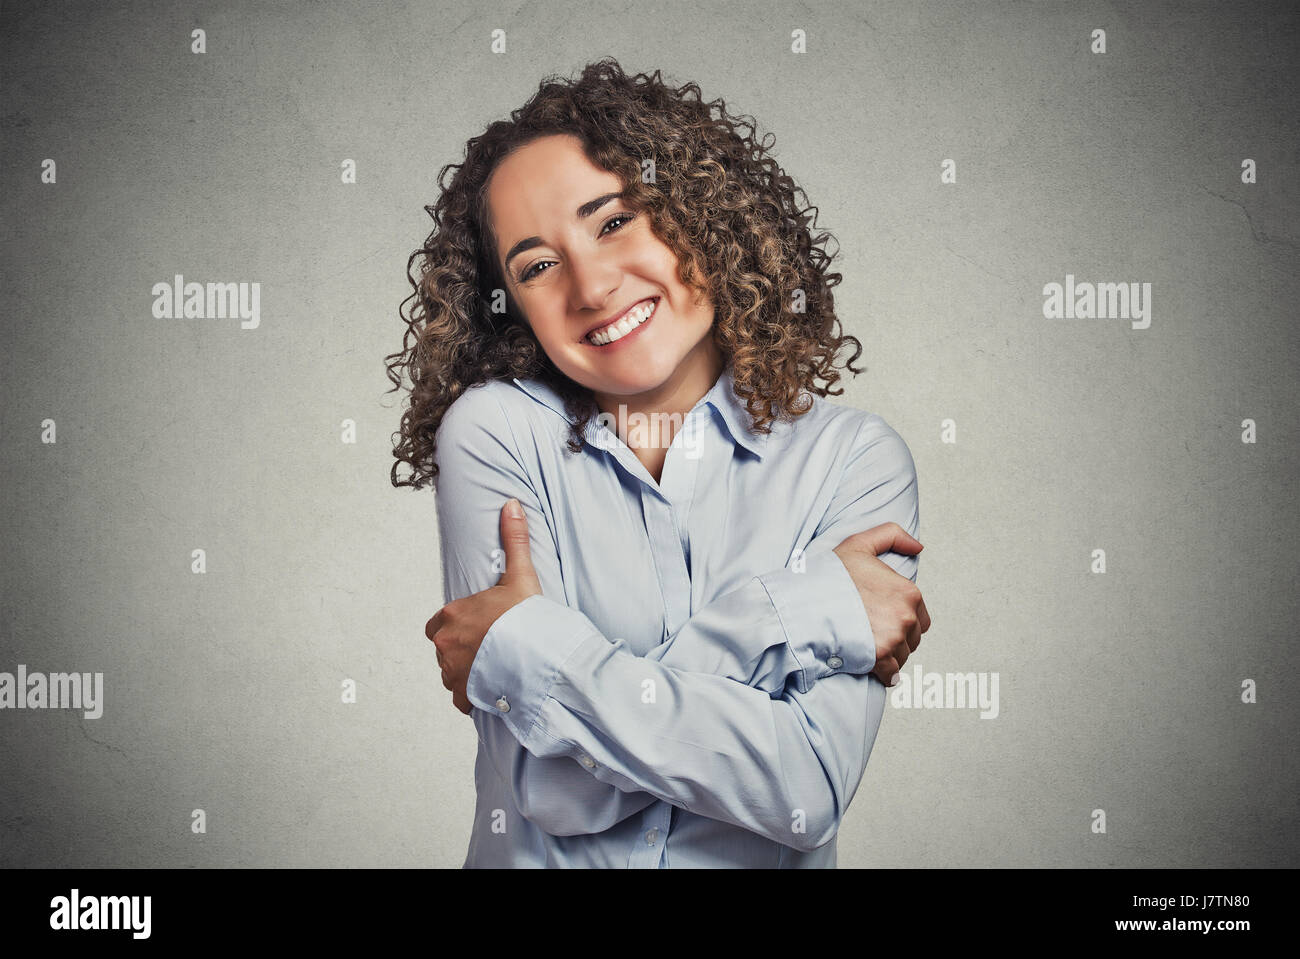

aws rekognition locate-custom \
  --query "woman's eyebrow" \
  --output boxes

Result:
[503,191,625,272]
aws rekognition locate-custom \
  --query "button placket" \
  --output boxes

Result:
[661,416,703,572]
[642,490,691,636]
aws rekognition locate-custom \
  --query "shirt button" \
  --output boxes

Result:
[827,655,843,670]
[495,696,510,713]
[579,754,596,769]
[645,828,659,846]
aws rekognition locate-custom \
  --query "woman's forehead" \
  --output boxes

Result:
[486,141,624,254]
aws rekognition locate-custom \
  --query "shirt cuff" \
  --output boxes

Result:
[465,593,604,751]
[756,548,875,692]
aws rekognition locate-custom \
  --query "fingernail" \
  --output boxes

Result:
[506,498,523,519]
[889,673,901,687]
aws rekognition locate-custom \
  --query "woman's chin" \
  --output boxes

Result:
[571,355,674,395]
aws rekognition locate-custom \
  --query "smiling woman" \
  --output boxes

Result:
[385,57,862,488]
[385,58,931,869]
[482,132,724,483]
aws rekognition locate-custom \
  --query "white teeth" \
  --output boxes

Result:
[588,299,657,346]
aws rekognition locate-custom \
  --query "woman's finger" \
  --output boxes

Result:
[425,608,446,642]
[874,656,900,687]
[498,498,541,593]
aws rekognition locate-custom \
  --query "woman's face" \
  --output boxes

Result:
[485,133,718,403]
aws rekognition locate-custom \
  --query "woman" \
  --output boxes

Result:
[387,59,931,867]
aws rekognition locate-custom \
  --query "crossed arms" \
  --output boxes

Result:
[433,386,920,850]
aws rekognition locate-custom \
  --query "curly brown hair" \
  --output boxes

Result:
[386,57,863,490]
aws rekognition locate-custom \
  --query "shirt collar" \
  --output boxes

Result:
[510,364,770,460]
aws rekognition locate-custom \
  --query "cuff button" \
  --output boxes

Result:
[827,655,843,670]
[495,696,511,713]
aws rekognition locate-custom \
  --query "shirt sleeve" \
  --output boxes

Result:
[466,412,920,851]
[434,385,656,838]
[434,384,873,838]
[646,546,876,695]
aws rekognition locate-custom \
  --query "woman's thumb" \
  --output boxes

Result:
[498,498,539,586]
[858,522,923,556]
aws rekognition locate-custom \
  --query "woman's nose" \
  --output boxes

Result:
[566,250,621,310]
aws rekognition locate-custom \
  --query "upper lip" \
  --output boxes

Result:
[580,297,658,342]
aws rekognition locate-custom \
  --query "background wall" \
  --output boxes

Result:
[1,0,1296,867]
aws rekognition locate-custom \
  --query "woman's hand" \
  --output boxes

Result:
[832,523,931,687]
[426,498,542,715]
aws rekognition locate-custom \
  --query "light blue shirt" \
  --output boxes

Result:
[433,364,920,867]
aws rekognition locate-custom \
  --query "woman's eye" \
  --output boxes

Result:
[600,212,635,235]
[517,213,636,283]
[519,261,550,283]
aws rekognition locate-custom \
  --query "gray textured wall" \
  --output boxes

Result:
[1,0,1296,868]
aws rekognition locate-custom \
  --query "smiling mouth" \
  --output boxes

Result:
[584,297,659,346]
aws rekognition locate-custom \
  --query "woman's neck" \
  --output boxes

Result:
[592,338,724,484]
